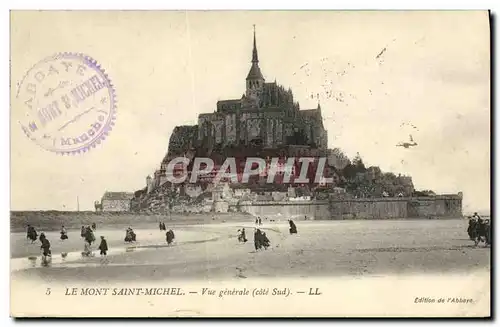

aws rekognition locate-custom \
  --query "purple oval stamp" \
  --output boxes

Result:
[15,53,116,154]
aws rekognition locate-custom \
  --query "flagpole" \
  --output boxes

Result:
[77,196,80,212]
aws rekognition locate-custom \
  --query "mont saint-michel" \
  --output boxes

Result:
[10,11,490,318]
[125,27,463,219]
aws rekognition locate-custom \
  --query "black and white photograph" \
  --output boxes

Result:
[9,10,491,317]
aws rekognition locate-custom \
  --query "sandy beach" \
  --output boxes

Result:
[11,219,490,282]
[10,218,491,317]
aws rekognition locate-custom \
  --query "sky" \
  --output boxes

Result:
[10,11,490,212]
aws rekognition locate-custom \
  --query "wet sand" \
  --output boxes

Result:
[11,225,220,259]
[11,219,490,282]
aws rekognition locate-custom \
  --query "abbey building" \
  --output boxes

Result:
[166,27,328,160]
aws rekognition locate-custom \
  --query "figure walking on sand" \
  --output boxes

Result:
[254,229,263,251]
[467,217,477,240]
[40,236,51,266]
[289,220,298,235]
[238,228,248,243]
[84,226,96,245]
[82,241,93,257]
[81,227,96,257]
[60,225,68,240]
[125,227,137,243]
[26,225,38,243]
[98,236,108,262]
[98,236,108,255]
[472,212,483,225]
[261,232,270,250]
[166,229,175,245]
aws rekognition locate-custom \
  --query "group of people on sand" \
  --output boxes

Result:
[238,218,299,252]
[467,212,491,246]
[83,237,108,258]
[253,229,271,251]
[26,221,107,262]
[159,221,176,245]
[81,223,107,258]
[26,225,52,264]
[238,228,248,243]
[24,220,177,265]
[62,223,96,241]
[81,225,96,244]
[162,222,177,245]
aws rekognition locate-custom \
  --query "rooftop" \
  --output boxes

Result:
[102,192,135,201]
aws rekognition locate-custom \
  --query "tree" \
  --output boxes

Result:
[329,148,351,170]
[352,152,366,173]
[342,163,357,180]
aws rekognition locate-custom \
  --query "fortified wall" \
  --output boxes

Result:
[238,194,463,220]
[238,200,330,219]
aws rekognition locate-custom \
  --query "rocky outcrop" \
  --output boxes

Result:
[164,125,199,160]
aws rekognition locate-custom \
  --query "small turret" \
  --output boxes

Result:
[146,175,153,194]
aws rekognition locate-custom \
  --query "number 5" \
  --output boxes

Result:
[46,288,51,295]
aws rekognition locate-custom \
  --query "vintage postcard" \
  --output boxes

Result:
[10,10,491,317]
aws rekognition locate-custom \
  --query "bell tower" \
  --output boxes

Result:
[246,25,265,99]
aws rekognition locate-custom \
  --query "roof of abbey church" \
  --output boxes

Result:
[246,64,264,80]
[300,107,322,119]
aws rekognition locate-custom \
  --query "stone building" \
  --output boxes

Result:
[165,27,328,160]
[198,29,327,150]
[101,192,135,212]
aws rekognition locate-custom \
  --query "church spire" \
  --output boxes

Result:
[252,24,259,63]
[246,25,264,82]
